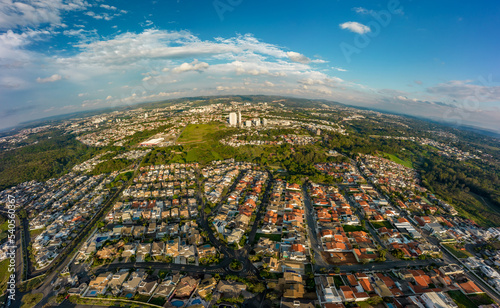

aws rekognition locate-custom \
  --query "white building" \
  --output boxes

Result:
[228,112,238,126]
[419,292,458,308]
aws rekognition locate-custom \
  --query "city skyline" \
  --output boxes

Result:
[1,0,499,132]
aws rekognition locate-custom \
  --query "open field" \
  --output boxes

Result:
[21,293,43,308]
[254,233,281,243]
[342,225,367,232]
[370,220,393,229]
[177,123,226,144]
[0,259,10,295]
[382,152,413,168]
[323,251,358,265]
[442,244,473,259]
[29,228,45,239]
[0,215,9,243]
[447,290,494,308]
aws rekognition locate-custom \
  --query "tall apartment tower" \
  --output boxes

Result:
[228,112,238,126]
[237,110,242,125]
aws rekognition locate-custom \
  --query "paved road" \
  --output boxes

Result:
[423,230,500,304]
[33,161,144,308]
[302,185,329,268]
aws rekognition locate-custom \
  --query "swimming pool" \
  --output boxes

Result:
[191,299,202,305]
[171,300,184,307]
[95,236,109,243]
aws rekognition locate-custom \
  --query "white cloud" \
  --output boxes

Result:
[36,74,62,83]
[100,4,117,10]
[0,0,89,29]
[264,81,275,87]
[311,59,328,64]
[299,78,324,86]
[287,51,310,64]
[352,7,375,15]
[331,67,347,72]
[427,80,500,102]
[171,60,209,73]
[339,22,371,34]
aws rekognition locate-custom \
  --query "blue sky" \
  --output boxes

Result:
[1,0,499,132]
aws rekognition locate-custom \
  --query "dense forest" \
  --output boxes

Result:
[0,131,97,190]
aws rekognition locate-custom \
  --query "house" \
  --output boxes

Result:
[175,276,199,297]
[165,239,179,257]
[215,280,247,298]
[419,292,458,308]
[154,278,177,298]
[137,279,158,295]
[86,272,112,296]
[197,276,217,298]
[122,270,147,293]
[136,243,151,262]
[198,245,217,259]
[280,298,316,308]
[151,241,165,257]
[314,276,342,304]
[458,280,484,295]
[108,270,129,295]
[121,243,137,259]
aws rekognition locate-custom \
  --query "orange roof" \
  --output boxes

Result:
[339,286,355,299]
[325,242,348,250]
[459,281,483,294]
[359,278,373,292]
[390,288,404,297]
[346,275,358,286]
[291,244,306,253]
[354,292,369,299]
[413,276,429,288]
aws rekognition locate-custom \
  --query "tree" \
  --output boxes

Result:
[251,283,266,293]
[367,295,383,305]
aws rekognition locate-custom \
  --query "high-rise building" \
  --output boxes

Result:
[237,110,242,125]
[261,118,268,126]
[253,119,260,126]
[245,120,252,127]
[228,112,238,126]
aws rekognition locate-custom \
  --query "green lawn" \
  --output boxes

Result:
[0,215,9,242]
[333,275,345,287]
[342,225,367,232]
[442,244,473,259]
[177,123,225,144]
[370,220,394,229]
[29,228,45,239]
[447,290,493,308]
[254,233,281,242]
[20,293,43,308]
[0,259,10,294]
[382,152,413,168]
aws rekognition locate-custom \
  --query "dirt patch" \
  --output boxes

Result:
[322,251,359,265]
